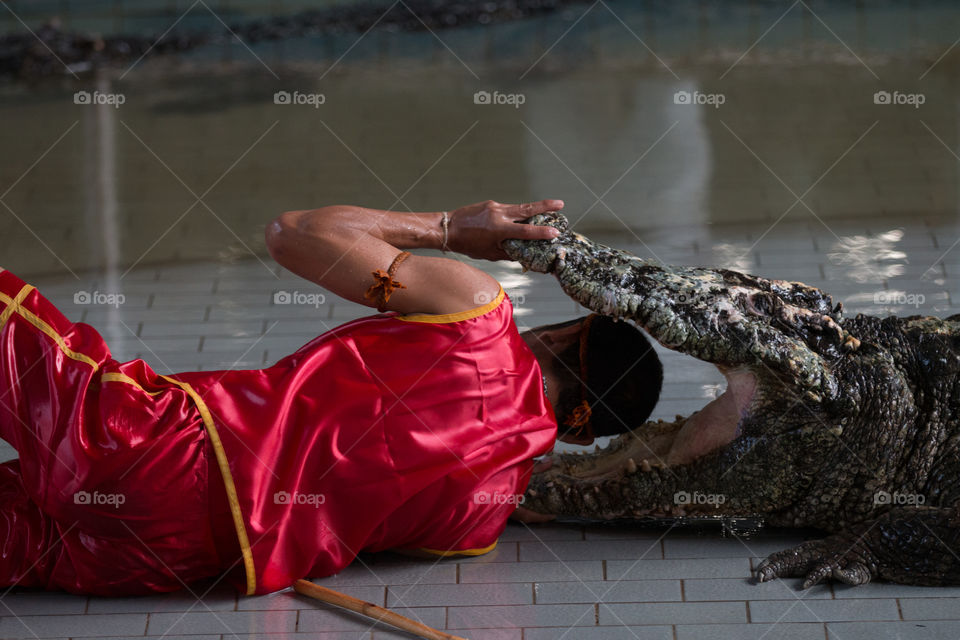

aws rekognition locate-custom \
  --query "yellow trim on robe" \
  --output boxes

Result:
[161,375,257,596]
[0,284,35,329]
[394,286,505,324]
[0,280,257,595]
[0,285,99,368]
[101,372,163,396]
[417,539,499,557]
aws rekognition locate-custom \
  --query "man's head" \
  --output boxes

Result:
[521,315,663,445]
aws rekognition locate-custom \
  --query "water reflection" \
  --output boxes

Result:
[1,2,959,280]
[83,71,125,345]
[828,229,907,284]
[706,242,755,273]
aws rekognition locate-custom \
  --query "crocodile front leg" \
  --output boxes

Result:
[757,506,960,587]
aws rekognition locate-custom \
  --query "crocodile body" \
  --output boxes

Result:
[503,213,960,588]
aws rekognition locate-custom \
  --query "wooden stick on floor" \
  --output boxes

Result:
[293,579,468,640]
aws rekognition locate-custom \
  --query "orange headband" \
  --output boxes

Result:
[564,313,597,439]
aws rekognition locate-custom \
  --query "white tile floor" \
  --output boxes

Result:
[2,215,960,639]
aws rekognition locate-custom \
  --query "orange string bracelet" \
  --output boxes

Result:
[564,400,592,433]
[364,251,411,312]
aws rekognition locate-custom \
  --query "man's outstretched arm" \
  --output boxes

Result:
[264,200,563,316]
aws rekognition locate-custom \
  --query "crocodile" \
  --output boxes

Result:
[502,212,960,589]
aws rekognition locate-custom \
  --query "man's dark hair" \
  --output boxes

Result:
[545,315,663,438]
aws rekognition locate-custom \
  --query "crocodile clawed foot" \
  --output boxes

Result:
[755,538,874,588]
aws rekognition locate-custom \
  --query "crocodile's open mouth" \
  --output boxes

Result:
[503,211,850,519]
[553,364,758,481]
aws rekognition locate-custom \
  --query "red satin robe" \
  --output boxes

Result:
[0,268,557,595]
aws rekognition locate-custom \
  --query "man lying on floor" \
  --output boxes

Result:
[0,199,662,595]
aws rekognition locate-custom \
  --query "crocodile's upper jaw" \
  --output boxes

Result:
[502,212,857,519]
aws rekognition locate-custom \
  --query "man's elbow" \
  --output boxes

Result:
[264,211,298,261]
[265,206,354,264]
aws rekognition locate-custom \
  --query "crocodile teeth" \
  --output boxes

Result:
[625,458,638,474]
[640,459,652,473]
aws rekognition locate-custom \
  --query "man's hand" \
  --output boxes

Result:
[447,199,564,261]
